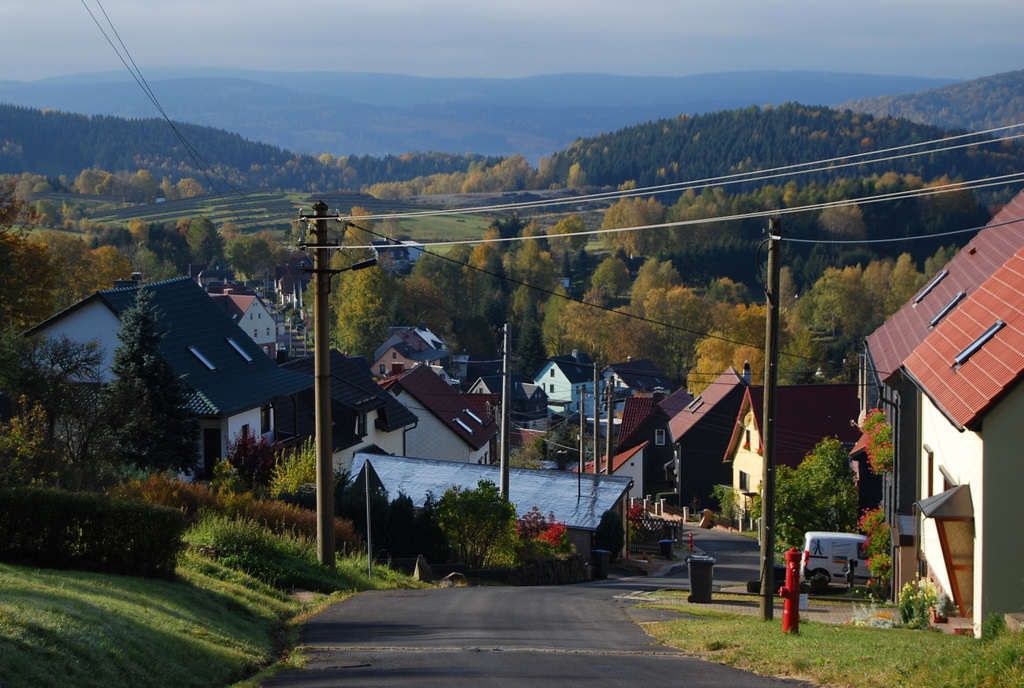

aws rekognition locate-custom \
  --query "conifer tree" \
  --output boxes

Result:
[103,287,200,473]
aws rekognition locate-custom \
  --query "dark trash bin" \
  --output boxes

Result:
[686,555,716,603]
[590,549,610,579]
[659,539,675,559]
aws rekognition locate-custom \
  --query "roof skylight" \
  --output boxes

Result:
[188,346,217,371]
[929,291,966,328]
[953,320,1005,368]
[914,270,949,305]
[226,338,253,362]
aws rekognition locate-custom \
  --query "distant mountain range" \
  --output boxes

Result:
[838,69,1024,133]
[0,69,959,160]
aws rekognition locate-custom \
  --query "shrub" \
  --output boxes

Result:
[224,432,278,489]
[515,506,573,561]
[436,480,517,569]
[859,506,892,582]
[899,576,937,629]
[115,474,360,553]
[186,514,342,592]
[593,510,625,561]
[269,437,316,498]
[0,486,185,579]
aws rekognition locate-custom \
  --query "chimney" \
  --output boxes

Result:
[742,361,752,384]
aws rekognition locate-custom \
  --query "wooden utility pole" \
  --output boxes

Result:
[605,375,615,473]
[500,323,512,498]
[311,200,335,570]
[593,362,600,474]
[760,218,782,619]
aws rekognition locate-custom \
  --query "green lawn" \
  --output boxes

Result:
[0,554,355,688]
[640,599,1024,688]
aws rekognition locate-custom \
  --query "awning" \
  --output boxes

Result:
[917,484,973,518]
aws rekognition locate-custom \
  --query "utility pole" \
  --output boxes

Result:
[578,385,585,475]
[299,202,378,570]
[760,218,782,620]
[605,374,614,473]
[311,200,335,570]
[593,362,600,474]
[500,323,512,498]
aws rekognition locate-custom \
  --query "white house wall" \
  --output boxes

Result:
[37,303,122,381]
[404,410,486,464]
[333,423,408,474]
[917,395,984,631]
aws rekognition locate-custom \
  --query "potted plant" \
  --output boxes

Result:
[808,571,830,591]
[931,592,954,624]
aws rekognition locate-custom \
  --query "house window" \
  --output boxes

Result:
[550,369,555,378]
[240,423,250,438]
[655,428,666,445]
[261,405,271,434]
[356,413,367,437]
[549,384,555,393]
[739,471,750,492]
[253,329,258,338]
[380,364,386,375]
[392,352,397,359]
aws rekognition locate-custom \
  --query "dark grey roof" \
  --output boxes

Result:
[548,351,594,384]
[30,277,311,418]
[350,452,632,531]
[607,358,670,391]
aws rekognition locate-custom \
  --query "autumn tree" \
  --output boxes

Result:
[331,253,398,358]
[547,214,589,256]
[0,180,54,331]
[589,257,630,297]
[600,196,664,256]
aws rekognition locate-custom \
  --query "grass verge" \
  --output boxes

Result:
[640,601,1024,687]
[0,549,423,688]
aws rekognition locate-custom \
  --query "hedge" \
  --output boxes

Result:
[0,487,186,579]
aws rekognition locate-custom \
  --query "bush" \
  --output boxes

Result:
[436,480,516,569]
[0,486,185,579]
[593,510,625,562]
[115,474,360,553]
[269,437,316,498]
[515,506,573,561]
[186,514,344,592]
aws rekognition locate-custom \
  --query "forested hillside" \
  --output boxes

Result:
[543,103,1024,193]
[0,105,499,193]
[839,69,1024,134]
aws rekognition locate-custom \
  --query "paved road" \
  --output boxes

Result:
[261,528,798,687]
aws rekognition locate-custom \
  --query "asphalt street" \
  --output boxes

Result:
[260,528,798,687]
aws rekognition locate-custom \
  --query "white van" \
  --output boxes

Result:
[801,531,869,584]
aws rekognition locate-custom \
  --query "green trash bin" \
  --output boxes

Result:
[687,555,716,603]
[591,549,610,579]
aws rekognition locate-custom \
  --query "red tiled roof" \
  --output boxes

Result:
[903,245,1024,430]
[616,396,657,448]
[667,367,746,440]
[866,190,1024,383]
[379,364,497,450]
[733,384,860,468]
[611,441,648,473]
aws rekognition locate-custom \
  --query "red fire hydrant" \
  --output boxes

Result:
[781,547,801,634]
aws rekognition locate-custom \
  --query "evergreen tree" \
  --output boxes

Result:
[514,306,546,377]
[102,287,200,473]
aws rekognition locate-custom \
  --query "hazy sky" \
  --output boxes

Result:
[4,0,1022,82]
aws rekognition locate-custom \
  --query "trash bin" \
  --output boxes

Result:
[591,549,610,580]
[686,555,716,603]
[659,539,675,559]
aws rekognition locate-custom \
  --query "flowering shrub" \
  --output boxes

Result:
[860,409,894,474]
[858,506,892,581]
[516,506,573,560]
[899,576,938,629]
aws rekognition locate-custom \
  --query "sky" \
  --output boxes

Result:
[2,0,1021,83]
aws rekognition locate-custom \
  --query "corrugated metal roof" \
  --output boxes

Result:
[866,190,1024,383]
[350,452,632,531]
[903,245,1024,430]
